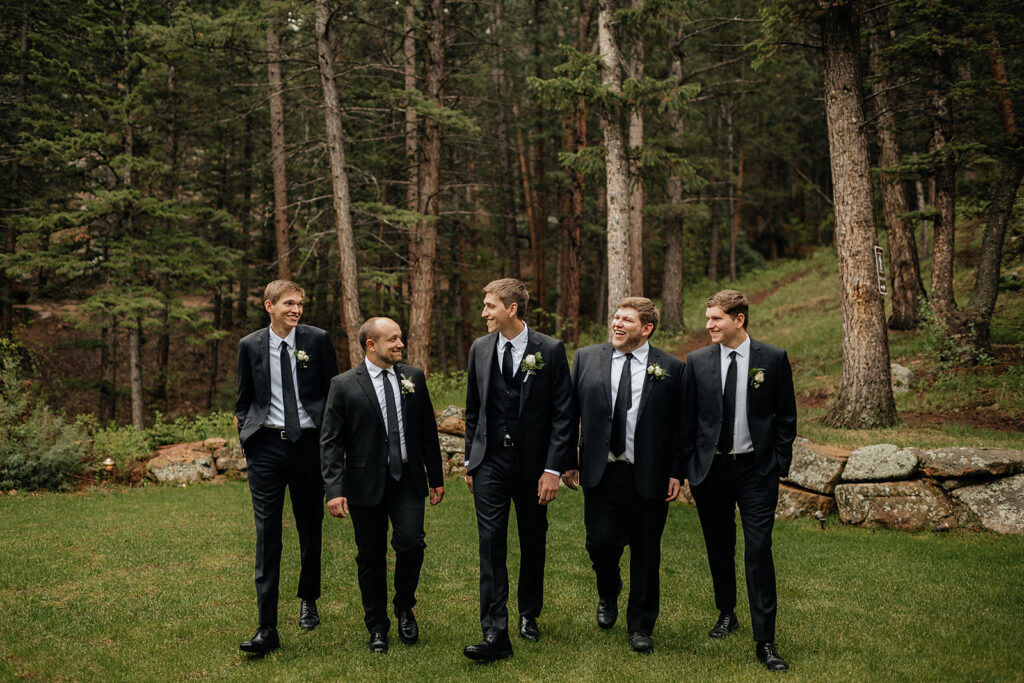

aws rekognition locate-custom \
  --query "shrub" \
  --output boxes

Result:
[144,411,237,451]
[90,423,150,485]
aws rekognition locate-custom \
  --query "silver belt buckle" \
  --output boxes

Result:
[503,434,515,448]
[279,430,288,440]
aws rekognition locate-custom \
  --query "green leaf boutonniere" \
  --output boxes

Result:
[294,349,310,369]
[646,363,669,380]
[400,374,416,395]
[521,353,544,375]
[749,367,765,389]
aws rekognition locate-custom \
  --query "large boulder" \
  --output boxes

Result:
[834,480,957,531]
[918,448,1024,479]
[147,442,215,483]
[782,439,848,494]
[842,444,920,482]
[951,474,1024,536]
[438,434,465,455]
[437,405,466,421]
[776,483,836,520]
[437,415,466,436]
[890,363,914,394]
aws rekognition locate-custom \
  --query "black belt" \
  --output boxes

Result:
[716,449,753,459]
[262,425,315,440]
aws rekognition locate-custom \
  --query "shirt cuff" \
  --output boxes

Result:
[544,468,560,477]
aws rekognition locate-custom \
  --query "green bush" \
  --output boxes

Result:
[143,411,237,451]
[90,423,150,484]
[0,338,89,491]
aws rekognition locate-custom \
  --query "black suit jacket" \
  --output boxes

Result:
[681,338,797,486]
[320,362,443,507]
[568,343,684,499]
[464,328,573,475]
[235,324,339,448]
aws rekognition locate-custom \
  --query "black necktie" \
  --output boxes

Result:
[280,341,301,443]
[382,370,403,481]
[719,350,737,455]
[610,352,634,456]
[502,341,515,386]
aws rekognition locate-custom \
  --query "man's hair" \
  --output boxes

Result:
[358,317,384,352]
[264,280,305,305]
[483,278,529,318]
[705,289,749,329]
[616,296,660,336]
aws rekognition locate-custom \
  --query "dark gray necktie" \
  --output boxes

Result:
[610,352,634,456]
[280,341,302,442]
[718,351,737,455]
[502,341,515,386]
[382,370,403,481]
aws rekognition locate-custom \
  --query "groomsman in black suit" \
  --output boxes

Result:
[235,280,338,654]
[562,297,683,654]
[462,278,573,662]
[320,317,445,653]
[681,290,797,671]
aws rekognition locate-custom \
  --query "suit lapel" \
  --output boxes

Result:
[746,338,760,418]
[599,344,614,413]
[519,330,540,414]
[707,344,723,412]
[394,362,412,433]
[256,327,271,390]
[355,363,386,428]
[478,331,497,407]
[636,346,657,422]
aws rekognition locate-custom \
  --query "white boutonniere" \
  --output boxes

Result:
[521,352,544,375]
[400,373,416,395]
[294,349,310,368]
[749,367,765,389]
[646,363,669,380]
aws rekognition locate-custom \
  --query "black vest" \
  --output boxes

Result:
[485,348,522,450]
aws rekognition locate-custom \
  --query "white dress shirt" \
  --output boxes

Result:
[721,336,753,455]
[267,327,315,430]
[497,323,529,377]
[364,357,408,462]
[609,342,649,464]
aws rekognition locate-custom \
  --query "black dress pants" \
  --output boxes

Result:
[349,462,427,634]
[583,461,669,635]
[690,453,780,642]
[472,446,548,636]
[245,427,324,628]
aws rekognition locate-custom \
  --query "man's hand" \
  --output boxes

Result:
[665,477,681,502]
[561,469,580,491]
[465,475,473,493]
[430,486,445,505]
[537,472,559,505]
[327,496,349,518]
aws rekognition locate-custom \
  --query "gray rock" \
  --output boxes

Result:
[890,363,914,394]
[951,474,1024,536]
[834,480,957,531]
[438,434,465,455]
[215,456,247,472]
[842,444,920,482]
[776,483,836,520]
[919,448,1024,479]
[782,439,848,494]
[150,456,215,484]
[437,404,465,421]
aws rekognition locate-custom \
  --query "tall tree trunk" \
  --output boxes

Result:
[100,321,117,423]
[709,108,721,280]
[404,1,419,216]
[2,3,29,333]
[867,12,926,330]
[491,0,520,278]
[821,2,897,428]
[627,0,644,295]
[129,319,144,429]
[267,24,292,280]
[599,0,631,320]
[731,143,743,283]
[407,0,444,372]
[153,304,169,402]
[532,0,548,314]
[237,112,254,324]
[315,0,363,369]
[660,31,686,331]
[929,56,957,322]
[513,101,541,300]
[207,290,223,410]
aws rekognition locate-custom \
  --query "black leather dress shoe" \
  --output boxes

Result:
[463,632,514,662]
[299,600,320,630]
[708,611,740,639]
[756,641,789,671]
[397,610,419,645]
[368,631,389,653]
[240,627,280,655]
[518,616,540,641]
[596,599,618,630]
[629,631,653,654]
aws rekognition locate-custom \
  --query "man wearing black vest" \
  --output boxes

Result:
[462,278,573,662]
[235,280,338,654]
[681,289,797,671]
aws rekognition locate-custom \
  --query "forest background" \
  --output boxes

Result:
[1,0,1022,465]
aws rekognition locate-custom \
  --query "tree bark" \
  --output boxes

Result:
[404,1,419,216]
[532,0,548,314]
[928,56,957,322]
[407,0,444,372]
[267,24,292,280]
[627,0,644,295]
[709,108,721,281]
[129,319,144,429]
[491,0,520,278]
[599,0,631,321]
[661,33,686,331]
[867,11,926,330]
[315,0,363,369]
[821,2,897,428]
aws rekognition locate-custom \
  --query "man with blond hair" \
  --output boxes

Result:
[235,280,338,655]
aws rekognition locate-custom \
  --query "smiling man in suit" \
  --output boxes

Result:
[462,278,573,662]
[235,280,338,655]
[320,317,444,654]
[681,289,797,671]
[562,297,683,654]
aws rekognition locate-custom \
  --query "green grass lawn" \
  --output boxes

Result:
[1,480,1022,681]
